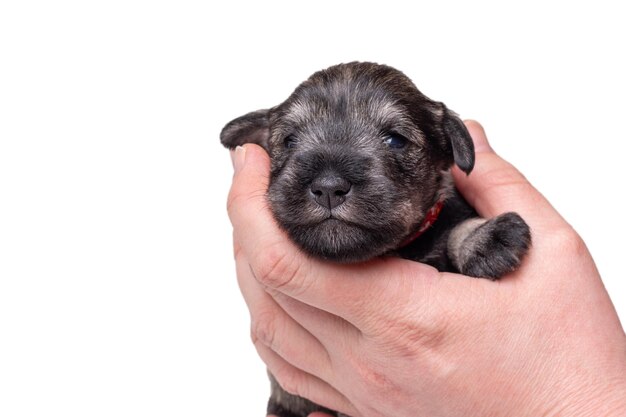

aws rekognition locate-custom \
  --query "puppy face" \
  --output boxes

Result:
[221,62,474,262]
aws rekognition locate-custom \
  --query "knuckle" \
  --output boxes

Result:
[355,359,390,391]
[232,240,242,260]
[225,186,241,219]
[251,309,278,349]
[344,346,398,404]
[255,242,303,291]
[547,225,587,257]
[273,366,304,398]
[226,185,258,220]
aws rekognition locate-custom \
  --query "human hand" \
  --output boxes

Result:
[227,121,626,417]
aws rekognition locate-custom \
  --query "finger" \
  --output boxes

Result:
[453,120,566,232]
[235,243,333,382]
[228,144,440,329]
[254,341,358,417]
[268,289,361,352]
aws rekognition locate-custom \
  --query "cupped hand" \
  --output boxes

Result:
[228,121,626,417]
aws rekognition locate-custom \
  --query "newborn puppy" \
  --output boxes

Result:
[221,62,531,417]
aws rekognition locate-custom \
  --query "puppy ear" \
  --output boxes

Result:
[220,109,270,151]
[443,109,475,175]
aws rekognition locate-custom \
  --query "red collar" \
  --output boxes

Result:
[399,200,444,248]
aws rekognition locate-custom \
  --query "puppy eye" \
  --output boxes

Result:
[383,133,408,149]
[284,135,297,149]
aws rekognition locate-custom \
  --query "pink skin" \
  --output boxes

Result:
[228,121,626,417]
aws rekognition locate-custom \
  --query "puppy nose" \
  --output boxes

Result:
[310,175,352,209]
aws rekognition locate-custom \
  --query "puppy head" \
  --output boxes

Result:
[221,62,474,262]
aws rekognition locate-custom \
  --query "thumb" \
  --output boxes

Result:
[227,144,281,251]
[452,120,564,232]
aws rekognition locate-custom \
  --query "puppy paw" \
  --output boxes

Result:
[449,212,531,279]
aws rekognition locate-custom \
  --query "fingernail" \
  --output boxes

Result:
[232,145,247,173]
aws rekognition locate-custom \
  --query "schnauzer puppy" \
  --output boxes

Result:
[220,62,531,417]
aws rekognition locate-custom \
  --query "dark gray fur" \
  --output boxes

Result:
[221,62,531,417]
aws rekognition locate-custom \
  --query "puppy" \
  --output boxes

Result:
[221,62,531,417]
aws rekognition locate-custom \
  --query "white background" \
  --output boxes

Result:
[1,1,624,416]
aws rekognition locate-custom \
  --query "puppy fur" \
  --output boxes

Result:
[221,62,531,417]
